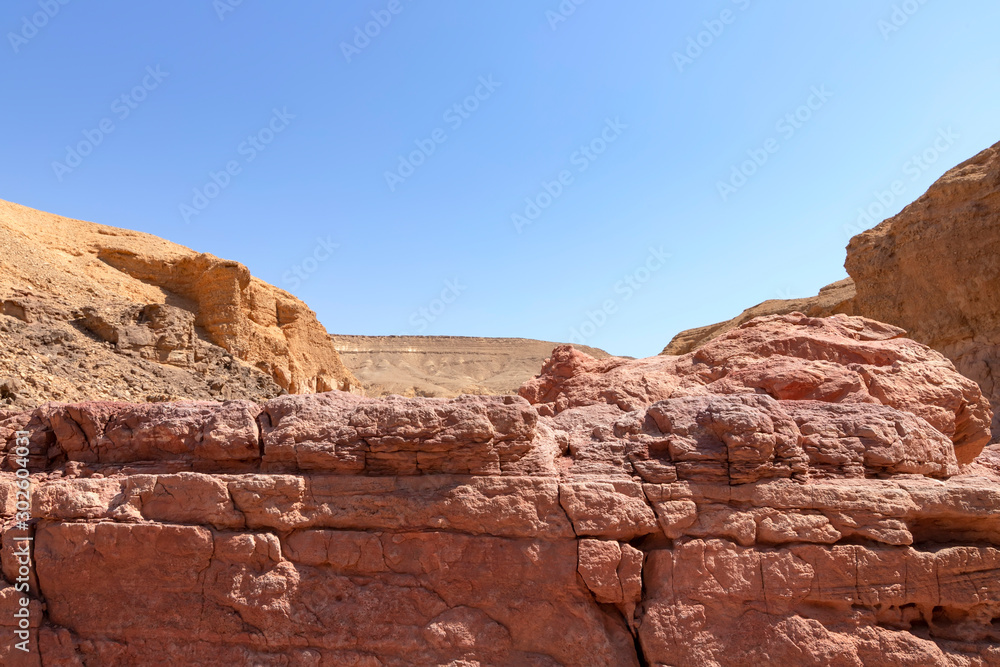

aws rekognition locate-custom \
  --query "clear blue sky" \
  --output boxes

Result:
[2,1,999,357]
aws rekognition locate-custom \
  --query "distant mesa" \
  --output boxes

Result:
[331,334,610,398]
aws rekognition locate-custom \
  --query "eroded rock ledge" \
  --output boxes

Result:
[1,314,998,666]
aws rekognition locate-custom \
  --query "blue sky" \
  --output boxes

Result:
[2,1,999,357]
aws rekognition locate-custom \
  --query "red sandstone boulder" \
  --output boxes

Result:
[520,313,992,464]
[260,392,539,475]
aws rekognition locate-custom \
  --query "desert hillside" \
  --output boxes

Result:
[0,199,358,407]
[332,334,610,397]
[0,198,608,408]
[662,278,857,355]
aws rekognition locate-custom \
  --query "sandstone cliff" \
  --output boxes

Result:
[0,199,359,406]
[3,313,998,665]
[332,335,610,397]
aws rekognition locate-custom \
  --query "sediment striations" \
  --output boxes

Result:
[2,313,998,665]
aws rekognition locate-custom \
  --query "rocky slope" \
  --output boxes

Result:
[332,335,610,397]
[3,313,999,666]
[0,199,359,407]
[663,140,1000,438]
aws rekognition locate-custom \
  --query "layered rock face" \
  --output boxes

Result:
[0,198,358,406]
[2,314,999,666]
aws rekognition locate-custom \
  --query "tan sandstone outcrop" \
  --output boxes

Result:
[0,198,358,405]
[1,313,998,665]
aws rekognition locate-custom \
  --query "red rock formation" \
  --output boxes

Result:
[1,313,998,665]
[525,313,990,466]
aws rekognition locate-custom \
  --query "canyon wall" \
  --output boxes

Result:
[846,140,1000,436]
[2,313,998,666]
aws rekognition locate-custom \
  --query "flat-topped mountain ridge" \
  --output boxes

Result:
[332,334,611,397]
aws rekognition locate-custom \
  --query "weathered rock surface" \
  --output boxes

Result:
[528,313,990,465]
[2,313,998,665]
[0,198,359,408]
